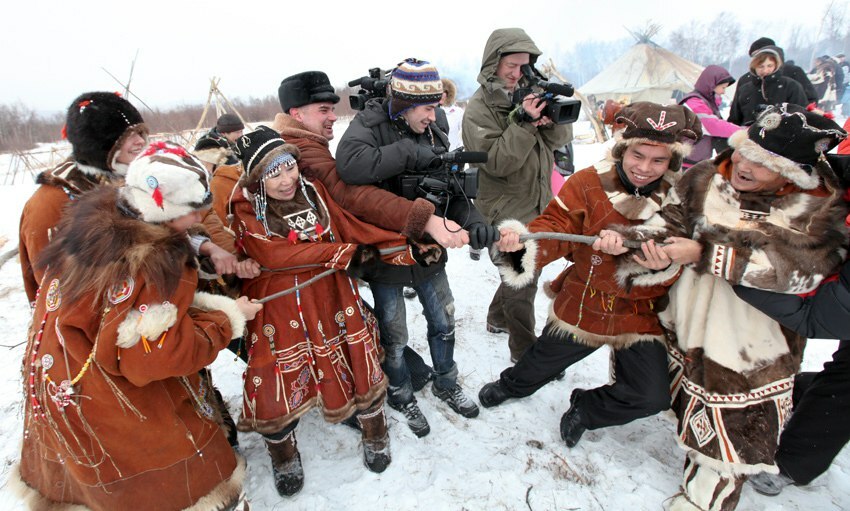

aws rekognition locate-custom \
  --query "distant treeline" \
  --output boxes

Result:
[0,87,360,153]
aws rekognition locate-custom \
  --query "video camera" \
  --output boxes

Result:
[512,64,581,125]
[399,149,488,209]
[348,68,390,111]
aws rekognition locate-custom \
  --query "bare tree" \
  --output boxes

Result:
[667,12,742,68]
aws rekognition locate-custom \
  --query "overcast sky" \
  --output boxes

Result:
[2,0,840,114]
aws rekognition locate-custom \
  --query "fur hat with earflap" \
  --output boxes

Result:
[121,141,212,223]
[728,103,847,190]
[63,91,148,176]
[609,101,703,171]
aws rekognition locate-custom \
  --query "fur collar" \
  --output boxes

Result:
[37,186,195,306]
[37,159,115,197]
[271,114,329,147]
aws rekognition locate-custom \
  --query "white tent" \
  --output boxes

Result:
[579,43,704,105]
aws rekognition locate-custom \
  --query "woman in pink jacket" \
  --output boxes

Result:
[679,65,743,168]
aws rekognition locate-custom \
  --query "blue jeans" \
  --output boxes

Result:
[370,269,458,406]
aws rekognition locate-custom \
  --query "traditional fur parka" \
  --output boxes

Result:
[618,150,848,477]
[14,186,247,511]
[495,159,681,348]
[231,177,426,433]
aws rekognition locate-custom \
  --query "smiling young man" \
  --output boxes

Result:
[478,102,702,449]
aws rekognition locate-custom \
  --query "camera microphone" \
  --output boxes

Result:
[439,151,488,164]
[348,77,364,87]
[539,81,574,97]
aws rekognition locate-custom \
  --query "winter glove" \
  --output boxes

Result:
[410,241,443,266]
[346,244,382,280]
[468,223,501,250]
[413,146,441,171]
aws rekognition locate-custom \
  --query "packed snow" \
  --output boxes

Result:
[0,122,847,510]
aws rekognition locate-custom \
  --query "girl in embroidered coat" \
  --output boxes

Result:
[14,142,262,511]
[230,127,434,496]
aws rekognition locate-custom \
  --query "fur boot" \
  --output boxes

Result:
[665,453,745,511]
[265,431,304,497]
[357,402,392,473]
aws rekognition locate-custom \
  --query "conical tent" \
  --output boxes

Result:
[579,43,704,105]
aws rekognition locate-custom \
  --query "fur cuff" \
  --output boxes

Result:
[402,199,437,240]
[495,219,537,288]
[116,302,178,348]
[192,291,246,340]
[728,130,820,190]
[616,258,683,289]
[706,244,735,281]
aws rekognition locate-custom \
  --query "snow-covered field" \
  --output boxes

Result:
[0,124,847,510]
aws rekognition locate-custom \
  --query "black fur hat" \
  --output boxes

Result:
[64,92,148,174]
[278,71,340,112]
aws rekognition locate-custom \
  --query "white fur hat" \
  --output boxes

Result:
[121,141,212,223]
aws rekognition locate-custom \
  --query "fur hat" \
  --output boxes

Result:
[216,113,244,134]
[728,103,847,189]
[278,71,340,113]
[192,133,239,166]
[64,91,148,175]
[389,58,443,119]
[121,141,212,223]
[441,78,457,106]
[610,102,702,171]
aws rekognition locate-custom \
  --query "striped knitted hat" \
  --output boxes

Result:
[389,58,443,119]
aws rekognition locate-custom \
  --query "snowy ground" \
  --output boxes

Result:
[0,124,847,510]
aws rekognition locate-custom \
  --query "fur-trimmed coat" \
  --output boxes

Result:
[618,152,848,475]
[496,161,680,349]
[18,160,117,304]
[271,114,435,240]
[232,178,425,434]
[15,186,246,511]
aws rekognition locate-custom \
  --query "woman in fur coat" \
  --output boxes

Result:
[14,142,262,511]
[230,126,436,496]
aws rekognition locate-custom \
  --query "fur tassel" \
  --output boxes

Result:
[192,292,246,340]
[116,302,178,348]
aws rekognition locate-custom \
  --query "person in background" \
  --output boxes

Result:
[729,45,808,126]
[214,113,245,144]
[13,142,261,511]
[746,37,819,105]
[479,103,702,451]
[808,55,838,112]
[462,28,573,362]
[678,65,743,168]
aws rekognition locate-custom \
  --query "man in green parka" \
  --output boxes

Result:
[462,28,573,362]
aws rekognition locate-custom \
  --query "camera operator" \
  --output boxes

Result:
[337,58,497,437]
[462,28,573,362]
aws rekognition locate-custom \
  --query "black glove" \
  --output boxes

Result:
[346,244,382,280]
[413,146,441,171]
[468,223,500,250]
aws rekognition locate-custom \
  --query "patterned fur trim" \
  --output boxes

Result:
[677,444,780,477]
[728,130,820,190]
[495,219,537,288]
[73,162,112,179]
[116,302,178,348]
[192,292,246,340]
[546,307,665,349]
[182,455,246,511]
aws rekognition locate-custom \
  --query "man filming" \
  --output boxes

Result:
[337,58,497,437]
[462,28,574,363]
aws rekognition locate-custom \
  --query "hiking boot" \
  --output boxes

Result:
[403,287,417,299]
[359,405,392,473]
[486,323,508,334]
[560,389,587,448]
[479,380,512,408]
[403,345,435,392]
[265,432,304,497]
[749,471,795,496]
[432,384,480,418]
[388,399,430,438]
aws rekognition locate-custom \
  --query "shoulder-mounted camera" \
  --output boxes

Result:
[398,149,488,209]
[348,68,390,111]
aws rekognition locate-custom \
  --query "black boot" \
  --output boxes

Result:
[265,431,304,497]
[478,380,512,408]
[358,404,392,473]
[560,389,587,448]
